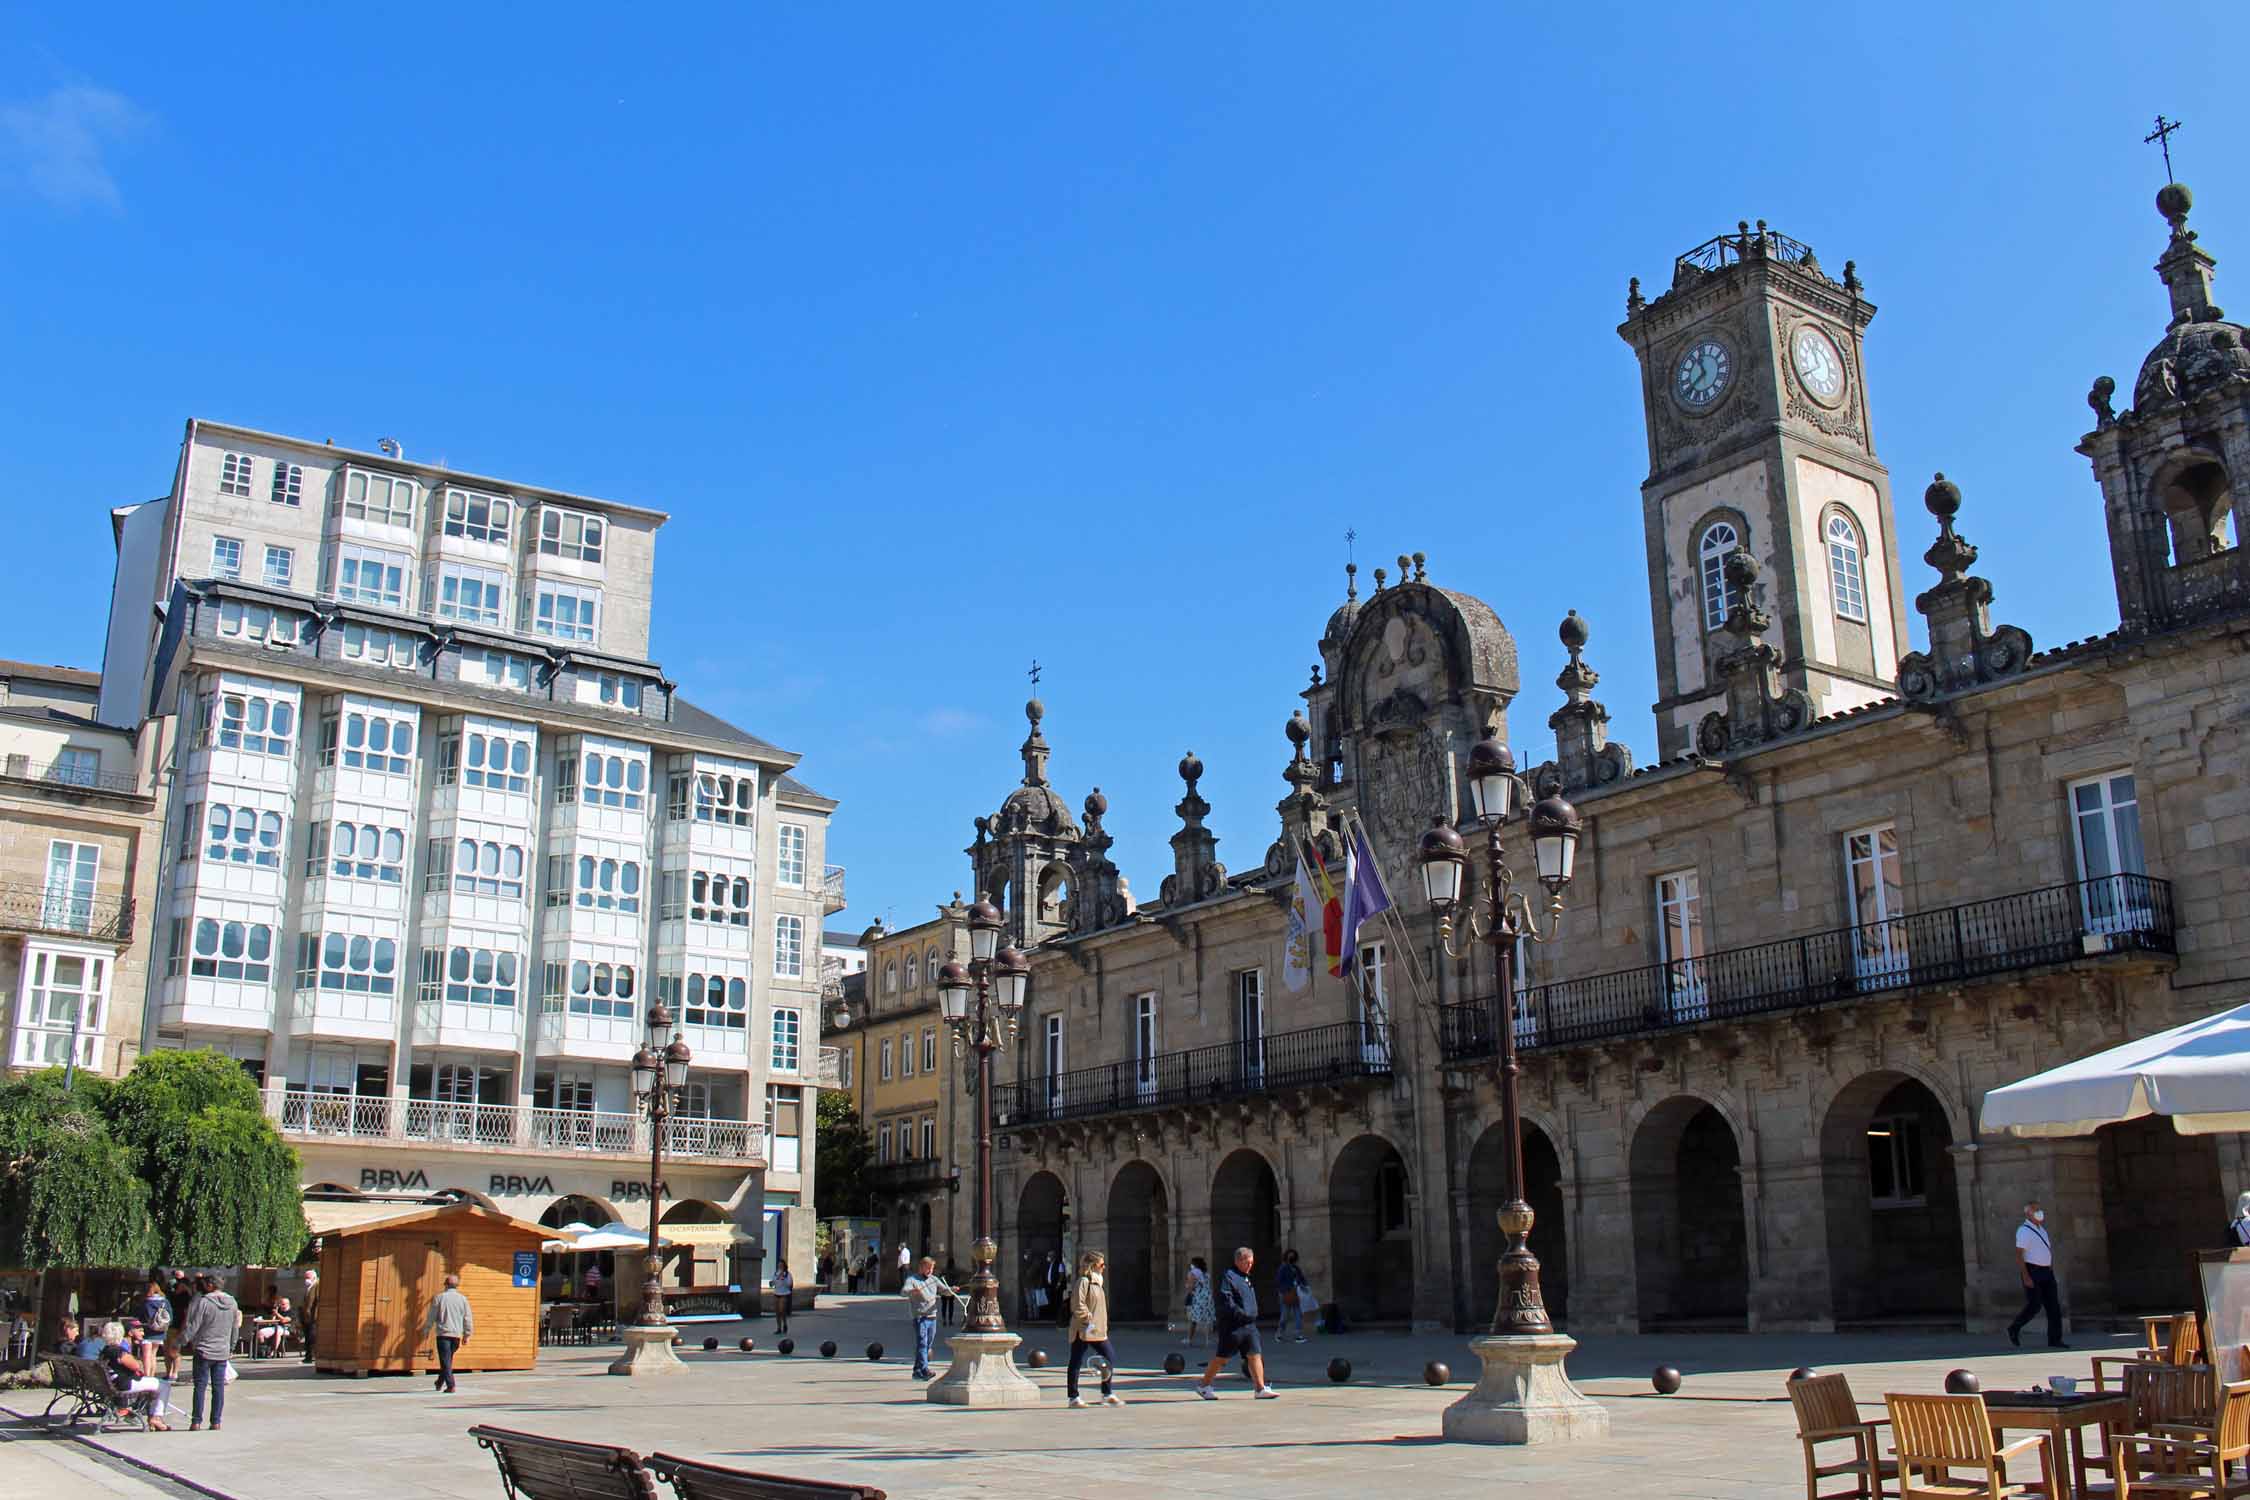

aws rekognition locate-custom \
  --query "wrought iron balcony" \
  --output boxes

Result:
[994,1019,1395,1131]
[821,865,847,913]
[1438,873,2175,1064]
[263,1088,768,1164]
[815,1045,845,1090]
[0,755,144,797]
[867,1158,952,1194]
[0,883,134,943]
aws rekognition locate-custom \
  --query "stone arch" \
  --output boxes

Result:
[1329,1132,1413,1324]
[1105,1160,1171,1323]
[539,1192,620,1229]
[422,1185,499,1211]
[1037,861,1074,928]
[1629,1094,1747,1329]
[1465,1119,1569,1327]
[1210,1147,1281,1314]
[1016,1170,1067,1320]
[2099,1116,2223,1313]
[661,1197,727,1223]
[1820,1069,1965,1326]
[2152,448,2236,563]
[304,1181,364,1199]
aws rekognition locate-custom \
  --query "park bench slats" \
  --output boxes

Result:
[43,1353,146,1432]
[470,1425,662,1500]
[649,1452,887,1500]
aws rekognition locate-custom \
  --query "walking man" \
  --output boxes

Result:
[1195,1246,1278,1400]
[902,1255,953,1380]
[180,1273,239,1431]
[2007,1200,2069,1350]
[425,1272,474,1393]
[895,1241,912,1292]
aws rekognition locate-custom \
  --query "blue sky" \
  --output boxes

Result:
[2,4,2243,933]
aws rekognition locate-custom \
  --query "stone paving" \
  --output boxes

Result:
[0,1297,2141,1500]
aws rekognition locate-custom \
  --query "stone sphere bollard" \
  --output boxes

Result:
[703,1337,719,1351]
[1328,1358,1352,1383]
[866,1342,884,1362]
[1652,1365,1683,1395]
[819,1340,838,1358]
[1945,1369,1980,1395]
[1788,1367,1818,1384]
[1163,1352,1186,1375]
[778,1338,795,1356]
[1027,1348,1049,1368]
[1424,1361,1451,1386]
[737,1337,755,1353]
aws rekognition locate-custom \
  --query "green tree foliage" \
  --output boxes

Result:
[0,1070,154,1270]
[109,1050,307,1267]
[814,1091,874,1218]
[0,1050,306,1270]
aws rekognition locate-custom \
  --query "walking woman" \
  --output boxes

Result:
[1275,1249,1308,1343]
[1182,1256,1215,1347]
[1066,1251,1125,1408]
[771,1260,793,1335]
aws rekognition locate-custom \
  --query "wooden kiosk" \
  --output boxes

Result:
[310,1201,548,1376]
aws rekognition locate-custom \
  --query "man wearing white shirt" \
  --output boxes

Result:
[2007,1200,2068,1349]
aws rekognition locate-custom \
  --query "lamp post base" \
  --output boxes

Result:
[606,1323,685,1377]
[924,1331,1042,1407]
[1441,1333,1610,1445]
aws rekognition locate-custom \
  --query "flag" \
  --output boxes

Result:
[1309,843,1344,977]
[1337,821,1395,976]
[1283,847,1318,993]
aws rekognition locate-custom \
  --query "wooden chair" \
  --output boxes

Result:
[2098,1313,2205,1393]
[1791,1372,1897,1500]
[1886,1392,2046,1500]
[470,1425,661,1500]
[2140,1364,2221,1437]
[649,1452,888,1500]
[2110,1379,2250,1498]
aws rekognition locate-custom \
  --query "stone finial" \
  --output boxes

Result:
[2088,375,2117,428]
[2159,181,2194,238]
[1164,749,1224,907]
[1896,472,2034,703]
[1626,276,1645,316]
[1534,610,1632,792]
[1373,566,1387,591]
[1396,554,1412,582]
[2154,181,2225,327]
[1268,707,1331,876]
[1019,699,1052,787]
[1084,786,1107,827]
[1411,551,1427,582]
[1843,260,1861,295]
[1695,551,1813,756]
[1178,750,1203,791]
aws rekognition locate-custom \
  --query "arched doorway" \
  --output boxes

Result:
[1106,1161,1170,1323]
[1329,1134,1413,1324]
[1465,1121,1568,1327]
[2100,1116,2222,1313]
[540,1193,615,1230]
[1630,1096,1748,1329]
[1210,1149,1281,1313]
[1822,1072,1964,1326]
[1016,1171,1067,1321]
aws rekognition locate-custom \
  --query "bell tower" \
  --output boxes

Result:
[1619,221,1910,758]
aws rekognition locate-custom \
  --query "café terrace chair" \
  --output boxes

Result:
[1886,1392,2046,1500]
[2110,1378,2250,1499]
[2097,1313,2204,1394]
[1791,1372,1898,1500]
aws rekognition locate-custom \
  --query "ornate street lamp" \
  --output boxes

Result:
[1422,725,1606,1444]
[926,894,1039,1406]
[609,1003,693,1376]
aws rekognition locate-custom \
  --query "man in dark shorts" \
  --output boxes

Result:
[1194,1246,1278,1399]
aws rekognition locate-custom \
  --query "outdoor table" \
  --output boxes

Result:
[1982,1390,2130,1500]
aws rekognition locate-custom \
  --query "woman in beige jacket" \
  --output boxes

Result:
[1066,1251,1124,1408]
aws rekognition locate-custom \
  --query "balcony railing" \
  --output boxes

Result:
[1438,873,2175,1063]
[821,865,847,912]
[264,1088,767,1163]
[0,883,134,943]
[815,1045,845,1090]
[994,1019,1395,1130]
[868,1158,951,1194]
[0,754,143,796]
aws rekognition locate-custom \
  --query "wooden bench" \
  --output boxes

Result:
[467,1427,886,1500]
[649,1452,887,1500]
[470,1425,661,1500]
[43,1353,147,1433]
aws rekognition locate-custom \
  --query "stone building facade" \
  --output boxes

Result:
[982,184,2250,1335]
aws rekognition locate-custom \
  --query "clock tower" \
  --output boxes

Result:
[1619,221,1910,759]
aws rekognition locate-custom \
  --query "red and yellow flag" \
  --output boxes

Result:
[1308,843,1343,977]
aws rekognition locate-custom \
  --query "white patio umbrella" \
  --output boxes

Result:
[541,1220,678,1252]
[1981,1000,2250,1137]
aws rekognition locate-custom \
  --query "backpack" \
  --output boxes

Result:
[146,1297,173,1333]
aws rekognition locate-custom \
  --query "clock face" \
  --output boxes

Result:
[1792,325,1846,404]
[1673,338,1732,409]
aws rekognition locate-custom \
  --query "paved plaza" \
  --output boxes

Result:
[0,1297,2144,1499]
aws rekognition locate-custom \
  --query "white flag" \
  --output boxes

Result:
[1284,847,1318,993]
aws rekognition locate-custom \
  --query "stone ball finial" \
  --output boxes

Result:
[1411,550,1427,581]
[1558,609,1589,652]
[1285,710,1310,748]
[1373,566,1387,591]
[1179,750,1203,785]
[1084,787,1108,820]
[1722,547,1760,591]
[1026,697,1045,726]
[1924,471,1962,520]
[2158,181,2193,231]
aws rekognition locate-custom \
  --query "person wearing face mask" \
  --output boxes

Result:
[2007,1200,2068,1349]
